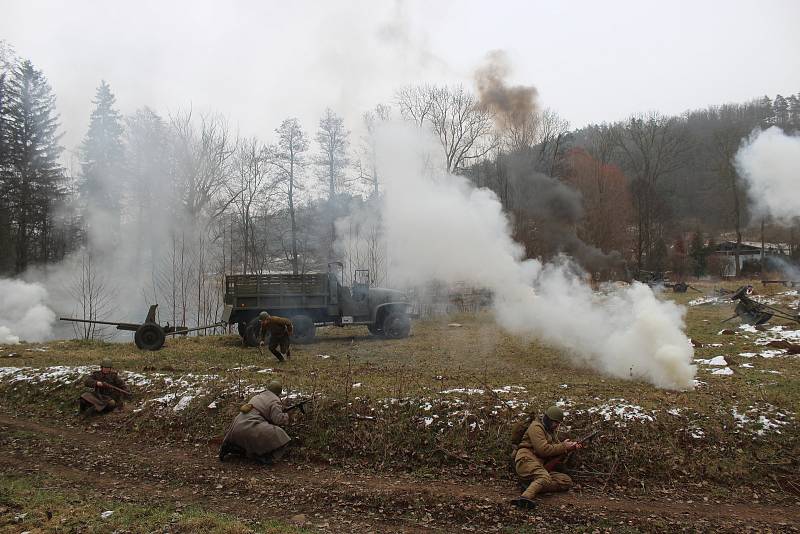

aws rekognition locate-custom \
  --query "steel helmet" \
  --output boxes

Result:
[545,405,564,423]
[258,311,270,320]
[267,380,282,396]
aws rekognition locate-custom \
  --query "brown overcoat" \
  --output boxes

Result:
[515,420,568,467]
[80,370,127,411]
[222,391,290,458]
[259,316,293,341]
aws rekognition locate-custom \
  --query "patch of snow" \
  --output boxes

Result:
[708,356,728,366]
[100,511,114,519]
[739,352,757,358]
[759,350,787,358]
[667,408,682,416]
[173,395,194,412]
[711,367,734,375]
[447,323,462,327]
[317,354,331,359]
[740,363,754,368]
[688,296,724,306]
[207,400,218,409]
[352,382,362,388]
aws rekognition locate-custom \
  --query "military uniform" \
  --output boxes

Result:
[79,370,128,414]
[220,390,291,463]
[515,420,573,499]
[259,315,293,362]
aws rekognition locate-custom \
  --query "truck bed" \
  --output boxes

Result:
[225,274,330,311]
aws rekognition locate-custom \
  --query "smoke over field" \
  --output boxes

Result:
[0,279,56,344]
[376,124,695,390]
[735,126,800,224]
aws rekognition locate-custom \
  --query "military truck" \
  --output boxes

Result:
[224,263,413,346]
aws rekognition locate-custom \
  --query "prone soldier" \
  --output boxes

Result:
[78,359,130,416]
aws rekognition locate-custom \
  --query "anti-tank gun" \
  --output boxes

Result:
[727,285,800,326]
[60,304,230,350]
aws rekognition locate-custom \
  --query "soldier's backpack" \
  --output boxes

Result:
[510,411,537,446]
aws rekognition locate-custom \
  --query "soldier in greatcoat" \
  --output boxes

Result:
[218,380,291,464]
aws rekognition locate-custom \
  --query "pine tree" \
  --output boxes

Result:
[759,95,774,126]
[688,231,706,277]
[4,60,64,271]
[787,94,800,132]
[79,80,124,245]
[773,94,789,127]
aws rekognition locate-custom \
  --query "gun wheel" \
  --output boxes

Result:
[134,323,166,351]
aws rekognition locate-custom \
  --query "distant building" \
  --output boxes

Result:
[710,241,790,276]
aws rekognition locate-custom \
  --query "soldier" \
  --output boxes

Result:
[257,311,294,362]
[511,406,582,510]
[218,380,291,465]
[78,359,130,416]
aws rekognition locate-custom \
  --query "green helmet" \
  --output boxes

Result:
[544,406,564,423]
[100,359,113,369]
[258,311,270,320]
[266,380,282,396]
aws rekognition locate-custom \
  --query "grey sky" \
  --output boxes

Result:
[2,0,798,157]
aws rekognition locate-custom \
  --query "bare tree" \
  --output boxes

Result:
[170,110,236,222]
[270,118,307,274]
[396,84,496,173]
[609,113,691,270]
[228,137,276,273]
[359,103,391,196]
[709,107,750,276]
[68,248,116,340]
[315,108,350,199]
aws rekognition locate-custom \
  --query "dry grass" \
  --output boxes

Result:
[1,279,798,501]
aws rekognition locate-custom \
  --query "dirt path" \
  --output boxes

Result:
[0,413,797,533]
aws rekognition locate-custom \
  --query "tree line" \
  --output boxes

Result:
[1,40,799,331]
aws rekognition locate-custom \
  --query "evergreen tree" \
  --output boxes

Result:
[758,95,774,126]
[4,60,64,272]
[773,94,789,127]
[688,231,706,277]
[79,80,124,246]
[787,94,800,132]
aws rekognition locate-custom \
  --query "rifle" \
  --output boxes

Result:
[96,382,132,397]
[544,429,601,472]
[285,399,310,414]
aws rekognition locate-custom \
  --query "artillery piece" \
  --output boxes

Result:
[60,304,228,350]
[729,285,800,326]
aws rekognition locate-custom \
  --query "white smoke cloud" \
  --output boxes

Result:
[0,278,57,344]
[735,126,800,224]
[375,124,695,390]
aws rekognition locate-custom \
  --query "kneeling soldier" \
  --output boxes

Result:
[511,405,581,509]
[79,359,129,416]
[219,380,291,465]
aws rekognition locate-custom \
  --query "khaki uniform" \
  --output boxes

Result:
[222,391,291,460]
[515,420,573,499]
[80,370,127,413]
[259,316,293,361]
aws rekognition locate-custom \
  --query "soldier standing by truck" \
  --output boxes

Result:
[258,311,293,362]
[78,359,130,416]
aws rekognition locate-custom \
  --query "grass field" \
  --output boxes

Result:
[1,279,798,532]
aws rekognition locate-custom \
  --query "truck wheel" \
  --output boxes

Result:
[382,312,411,339]
[134,323,166,351]
[367,323,381,335]
[290,315,315,344]
[244,318,261,347]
